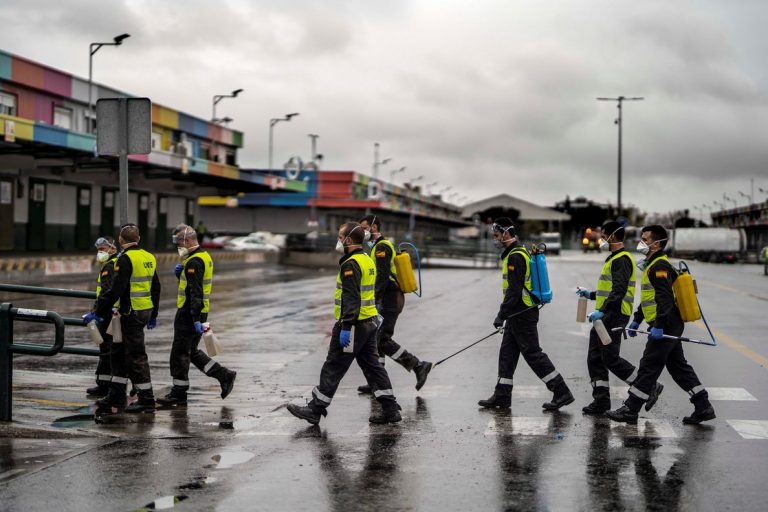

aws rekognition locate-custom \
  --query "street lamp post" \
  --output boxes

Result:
[597,95,644,215]
[212,89,243,122]
[372,143,393,181]
[268,113,299,170]
[405,175,423,188]
[389,166,406,184]
[88,33,130,134]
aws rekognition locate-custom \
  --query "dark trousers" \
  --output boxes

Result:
[377,309,420,371]
[110,309,153,395]
[310,319,397,411]
[495,315,566,396]
[95,322,113,384]
[170,309,222,392]
[587,314,637,403]
[625,328,709,412]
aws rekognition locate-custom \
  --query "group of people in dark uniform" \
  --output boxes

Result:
[83,223,236,414]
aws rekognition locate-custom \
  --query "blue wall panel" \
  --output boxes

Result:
[0,52,11,80]
[34,124,67,147]
[178,113,195,134]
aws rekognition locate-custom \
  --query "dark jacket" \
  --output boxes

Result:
[591,248,633,319]
[495,241,537,323]
[338,248,369,330]
[93,256,117,310]
[371,236,403,310]
[178,247,207,322]
[94,245,160,320]
[633,251,683,333]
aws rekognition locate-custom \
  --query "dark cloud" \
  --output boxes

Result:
[0,0,765,212]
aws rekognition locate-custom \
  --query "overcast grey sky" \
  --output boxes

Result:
[1,0,767,215]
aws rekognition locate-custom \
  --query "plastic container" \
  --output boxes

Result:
[593,319,612,345]
[108,315,123,343]
[343,325,356,353]
[529,244,552,304]
[576,297,587,323]
[87,320,103,345]
[202,323,223,357]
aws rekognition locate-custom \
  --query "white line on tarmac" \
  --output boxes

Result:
[726,420,768,440]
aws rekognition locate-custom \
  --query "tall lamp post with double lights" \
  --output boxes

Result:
[212,89,243,122]
[596,95,644,215]
[268,113,299,170]
[88,33,130,134]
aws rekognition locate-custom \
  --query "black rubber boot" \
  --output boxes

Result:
[157,390,188,408]
[414,361,433,391]
[287,404,326,425]
[357,384,373,395]
[95,383,127,409]
[683,405,716,425]
[478,393,511,409]
[369,402,402,424]
[605,405,639,425]
[645,383,664,411]
[582,400,611,415]
[87,383,110,398]
[125,392,155,413]
[543,383,575,411]
[218,369,237,399]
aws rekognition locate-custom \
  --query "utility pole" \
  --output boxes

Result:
[597,96,644,215]
[308,134,319,163]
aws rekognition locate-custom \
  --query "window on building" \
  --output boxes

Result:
[225,148,236,166]
[53,106,73,129]
[200,145,211,161]
[151,132,162,151]
[0,92,17,116]
[84,110,97,133]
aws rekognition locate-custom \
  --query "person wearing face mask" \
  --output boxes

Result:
[85,236,119,398]
[576,221,662,415]
[288,222,402,424]
[156,224,236,408]
[86,223,161,413]
[356,215,432,393]
[479,217,574,410]
[607,225,715,425]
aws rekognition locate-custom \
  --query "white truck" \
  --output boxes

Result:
[670,228,745,263]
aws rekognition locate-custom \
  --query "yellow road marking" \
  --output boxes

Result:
[692,320,768,369]
[696,278,768,302]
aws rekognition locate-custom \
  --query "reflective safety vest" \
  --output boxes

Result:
[96,254,120,308]
[177,250,213,313]
[123,249,156,311]
[373,238,398,283]
[595,250,636,316]
[335,253,377,321]
[640,255,674,324]
[502,246,534,307]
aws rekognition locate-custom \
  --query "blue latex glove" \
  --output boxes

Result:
[147,318,157,330]
[576,288,592,298]
[649,327,664,340]
[339,329,352,348]
[83,312,103,325]
[194,321,204,335]
[627,321,640,338]
[588,310,605,323]
[174,263,184,278]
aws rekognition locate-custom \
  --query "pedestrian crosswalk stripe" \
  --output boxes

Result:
[485,417,554,436]
[726,420,768,440]
[237,416,300,436]
[610,419,677,438]
[609,386,757,401]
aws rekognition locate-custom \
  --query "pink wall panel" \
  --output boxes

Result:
[34,95,53,123]
[43,68,71,97]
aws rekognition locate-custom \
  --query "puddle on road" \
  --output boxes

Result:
[136,494,188,510]
[51,413,95,428]
[210,450,255,469]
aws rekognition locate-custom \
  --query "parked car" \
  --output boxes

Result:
[201,235,233,250]
[538,232,562,255]
[223,236,280,252]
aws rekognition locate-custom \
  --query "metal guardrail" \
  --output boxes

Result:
[0,283,100,422]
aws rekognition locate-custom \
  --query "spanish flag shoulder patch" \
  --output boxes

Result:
[187,268,196,274]
[101,271,109,277]
[343,270,354,277]
[508,265,515,271]
[375,251,387,258]
[655,270,668,279]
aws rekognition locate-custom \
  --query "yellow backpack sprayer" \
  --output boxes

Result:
[617,260,717,346]
[394,242,422,296]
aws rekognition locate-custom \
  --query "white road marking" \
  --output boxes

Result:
[484,416,556,436]
[726,420,768,440]
[610,386,757,401]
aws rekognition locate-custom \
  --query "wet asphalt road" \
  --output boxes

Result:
[1,251,767,511]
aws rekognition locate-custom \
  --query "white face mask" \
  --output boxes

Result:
[599,238,609,250]
[636,241,650,255]
[178,246,190,258]
[364,230,371,242]
[96,251,110,263]
[335,240,345,253]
